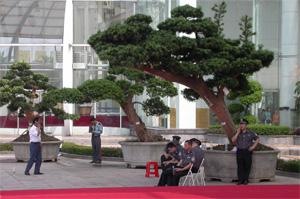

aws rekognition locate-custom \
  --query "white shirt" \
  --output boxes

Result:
[29,125,41,143]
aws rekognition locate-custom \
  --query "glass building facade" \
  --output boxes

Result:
[0,0,299,135]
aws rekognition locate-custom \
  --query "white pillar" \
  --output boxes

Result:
[176,84,196,129]
[62,0,74,136]
[279,0,299,126]
[174,0,197,129]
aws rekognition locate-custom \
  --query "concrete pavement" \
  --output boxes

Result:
[0,154,299,191]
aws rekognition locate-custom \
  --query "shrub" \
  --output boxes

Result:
[228,103,244,114]
[277,159,300,173]
[0,143,13,151]
[61,142,123,158]
[243,114,258,124]
[207,124,291,135]
[248,124,290,135]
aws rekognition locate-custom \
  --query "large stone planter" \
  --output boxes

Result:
[204,149,279,183]
[206,133,295,146]
[148,128,206,141]
[119,141,167,168]
[11,141,63,161]
[294,136,300,145]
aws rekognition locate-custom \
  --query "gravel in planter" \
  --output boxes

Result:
[12,131,60,142]
[212,143,274,151]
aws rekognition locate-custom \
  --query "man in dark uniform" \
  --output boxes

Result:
[89,117,103,164]
[172,135,183,158]
[232,119,259,185]
[190,138,204,173]
[171,140,195,186]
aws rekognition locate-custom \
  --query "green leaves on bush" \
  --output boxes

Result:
[208,124,291,135]
[228,103,244,114]
[61,142,123,158]
[277,159,300,173]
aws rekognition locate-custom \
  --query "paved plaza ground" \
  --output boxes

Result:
[0,154,299,191]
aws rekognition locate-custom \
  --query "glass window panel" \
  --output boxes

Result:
[0,46,63,88]
[0,0,65,44]
[73,1,135,44]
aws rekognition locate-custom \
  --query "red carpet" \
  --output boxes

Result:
[1,185,299,199]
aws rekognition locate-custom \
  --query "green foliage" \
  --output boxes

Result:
[88,2,273,101]
[208,124,291,135]
[239,81,263,106]
[277,159,300,173]
[228,103,244,114]
[243,114,258,124]
[295,81,300,111]
[105,67,177,116]
[212,1,226,36]
[227,80,262,124]
[142,97,170,116]
[0,62,83,120]
[61,142,123,157]
[78,79,124,102]
[0,143,13,151]
[88,2,274,137]
[239,16,256,43]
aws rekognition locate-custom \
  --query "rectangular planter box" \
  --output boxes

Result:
[12,141,63,161]
[204,149,279,183]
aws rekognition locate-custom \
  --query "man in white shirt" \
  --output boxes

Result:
[25,117,43,175]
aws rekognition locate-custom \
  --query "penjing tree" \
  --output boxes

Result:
[88,2,274,139]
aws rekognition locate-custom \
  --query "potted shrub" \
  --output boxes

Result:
[88,2,279,177]
[77,68,177,167]
[0,62,82,161]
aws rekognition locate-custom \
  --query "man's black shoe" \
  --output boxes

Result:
[25,172,30,176]
[90,161,95,163]
[243,180,249,185]
[237,181,243,185]
[34,172,44,175]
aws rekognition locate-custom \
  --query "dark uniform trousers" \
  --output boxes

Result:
[237,149,252,182]
[25,142,42,174]
[91,135,102,162]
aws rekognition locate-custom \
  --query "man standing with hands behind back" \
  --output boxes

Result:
[232,119,259,185]
[89,117,103,164]
[25,117,43,175]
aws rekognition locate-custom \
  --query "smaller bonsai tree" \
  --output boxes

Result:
[0,62,85,142]
[227,80,262,124]
[78,67,177,142]
[295,81,300,111]
[0,62,54,122]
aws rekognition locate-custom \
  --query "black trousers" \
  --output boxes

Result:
[236,149,252,182]
[91,135,101,162]
[157,167,173,186]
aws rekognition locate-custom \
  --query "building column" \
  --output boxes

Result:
[62,0,74,136]
[279,0,299,126]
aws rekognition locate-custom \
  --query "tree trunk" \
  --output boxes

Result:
[209,96,236,141]
[140,67,236,140]
[121,97,163,142]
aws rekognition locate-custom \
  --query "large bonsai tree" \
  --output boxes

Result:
[0,62,83,123]
[78,67,177,142]
[88,2,273,139]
